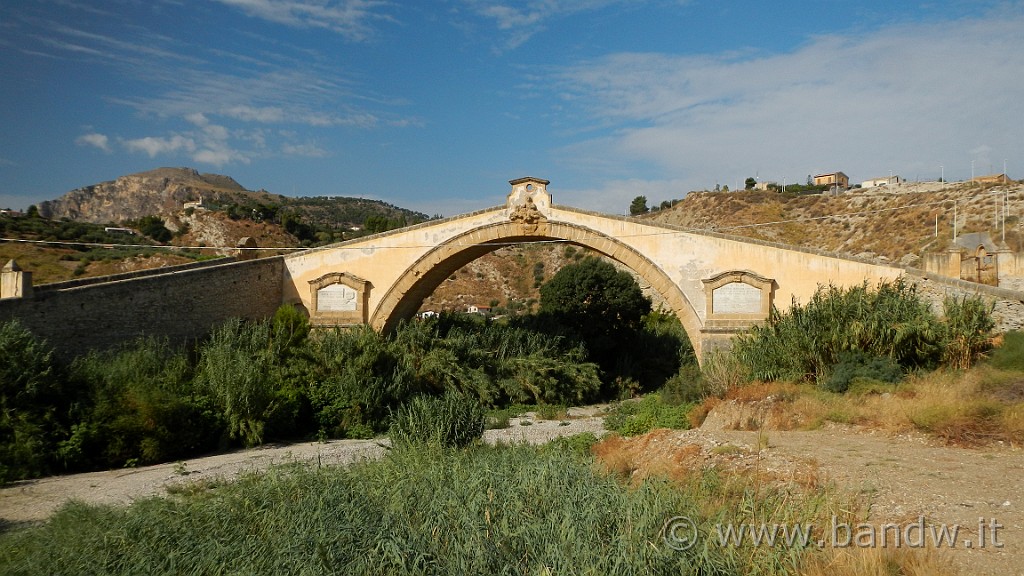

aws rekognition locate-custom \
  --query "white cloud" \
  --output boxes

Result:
[123,135,196,157]
[193,146,251,166]
[282,142,329,157]
[215,0,393,41]
[549,10,1024,204]
[75,132,110,152]
[185,112,209,126]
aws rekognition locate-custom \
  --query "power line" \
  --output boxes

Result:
[0,192,1008,252]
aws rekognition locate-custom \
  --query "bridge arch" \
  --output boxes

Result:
[370,220,704,351]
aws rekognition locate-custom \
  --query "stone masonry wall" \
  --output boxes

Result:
[907,271,1024,333]
[0,257,284,360]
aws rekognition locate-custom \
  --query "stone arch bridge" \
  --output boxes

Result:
[283,177,906,358]
[11,176,1011,361]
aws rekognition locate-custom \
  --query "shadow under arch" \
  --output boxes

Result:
[370,220,706,356]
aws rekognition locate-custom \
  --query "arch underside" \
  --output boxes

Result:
[371,220,706,356]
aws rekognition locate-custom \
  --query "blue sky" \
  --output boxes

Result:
[1,0,1022,216]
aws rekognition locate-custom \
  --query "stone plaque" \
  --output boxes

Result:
[712,282,761,314]
[317,283,358,312]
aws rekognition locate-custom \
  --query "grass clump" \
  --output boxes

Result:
[387,390,485,449]
[605,394,695,436]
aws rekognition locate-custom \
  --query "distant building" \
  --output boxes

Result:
[183,195,205,210]
[0,209,24,217]
[861,175,903,188]
[974,173,1012,185]
[813,172,849,190]
[104,227,136,235]
[753,181,776,191]
[467,304,491,315]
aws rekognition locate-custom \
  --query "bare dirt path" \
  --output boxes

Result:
[2,412,1021,575]
[703,426,1024,576]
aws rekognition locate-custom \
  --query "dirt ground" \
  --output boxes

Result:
[1,408,1021,575]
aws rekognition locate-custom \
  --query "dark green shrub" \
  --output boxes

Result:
[733,279,944,384]
[388,390,485,449]
[196,317,308,447]
[822,352,903,394]
[660,364,707,404]
[67,338,221,468]
[308,326,419,438]
[0,321,71,483]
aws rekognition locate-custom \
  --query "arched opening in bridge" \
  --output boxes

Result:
[369,220,705,357]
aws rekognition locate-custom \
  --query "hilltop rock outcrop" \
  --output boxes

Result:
[37,167,252,224]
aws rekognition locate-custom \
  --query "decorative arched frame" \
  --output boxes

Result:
[701,270,775,330]
[309,272,372,326]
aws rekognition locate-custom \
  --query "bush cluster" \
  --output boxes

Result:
[731,279,995,389]
[1,301,686,483]
[1,257,698,483]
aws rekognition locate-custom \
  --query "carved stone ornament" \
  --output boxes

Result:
[509,196,547,234]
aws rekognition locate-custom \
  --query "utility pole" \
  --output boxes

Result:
[953,201,958,239]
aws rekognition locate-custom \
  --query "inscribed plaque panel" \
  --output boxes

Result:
[318,283,358,311]
[712,282,761,314]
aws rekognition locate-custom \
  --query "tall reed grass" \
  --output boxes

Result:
[0,442,857,576]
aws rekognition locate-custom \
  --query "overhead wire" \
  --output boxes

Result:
[0,193,997,252]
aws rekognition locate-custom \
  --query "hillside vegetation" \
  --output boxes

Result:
[647,180,1024,264]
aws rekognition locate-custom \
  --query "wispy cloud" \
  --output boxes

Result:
[547,9,1024,210]
[75,132,110,152]
[214,0,394,41]
[283,142,329,157]
[461,0,635,49]
[123,135,197,158]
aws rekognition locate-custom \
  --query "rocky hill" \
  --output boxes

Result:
[644,180,1024,265]
[37,167,259,224]
[36,167,429,233]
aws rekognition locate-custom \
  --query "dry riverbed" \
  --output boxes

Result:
[2,406,1021,575]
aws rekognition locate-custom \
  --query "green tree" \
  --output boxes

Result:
[539,257,652,384]
[136,215,172,242]
[629,196,649,215]
[744,177,757,190]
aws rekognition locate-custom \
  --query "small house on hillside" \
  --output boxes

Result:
[975,174,1012,185]
[861,175,902,188]
[813,172,849,190]
[467,304,491,315]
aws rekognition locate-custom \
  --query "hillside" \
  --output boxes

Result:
[644,180,1024,265]
[35,167,429,234]
[2,167,431,285]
